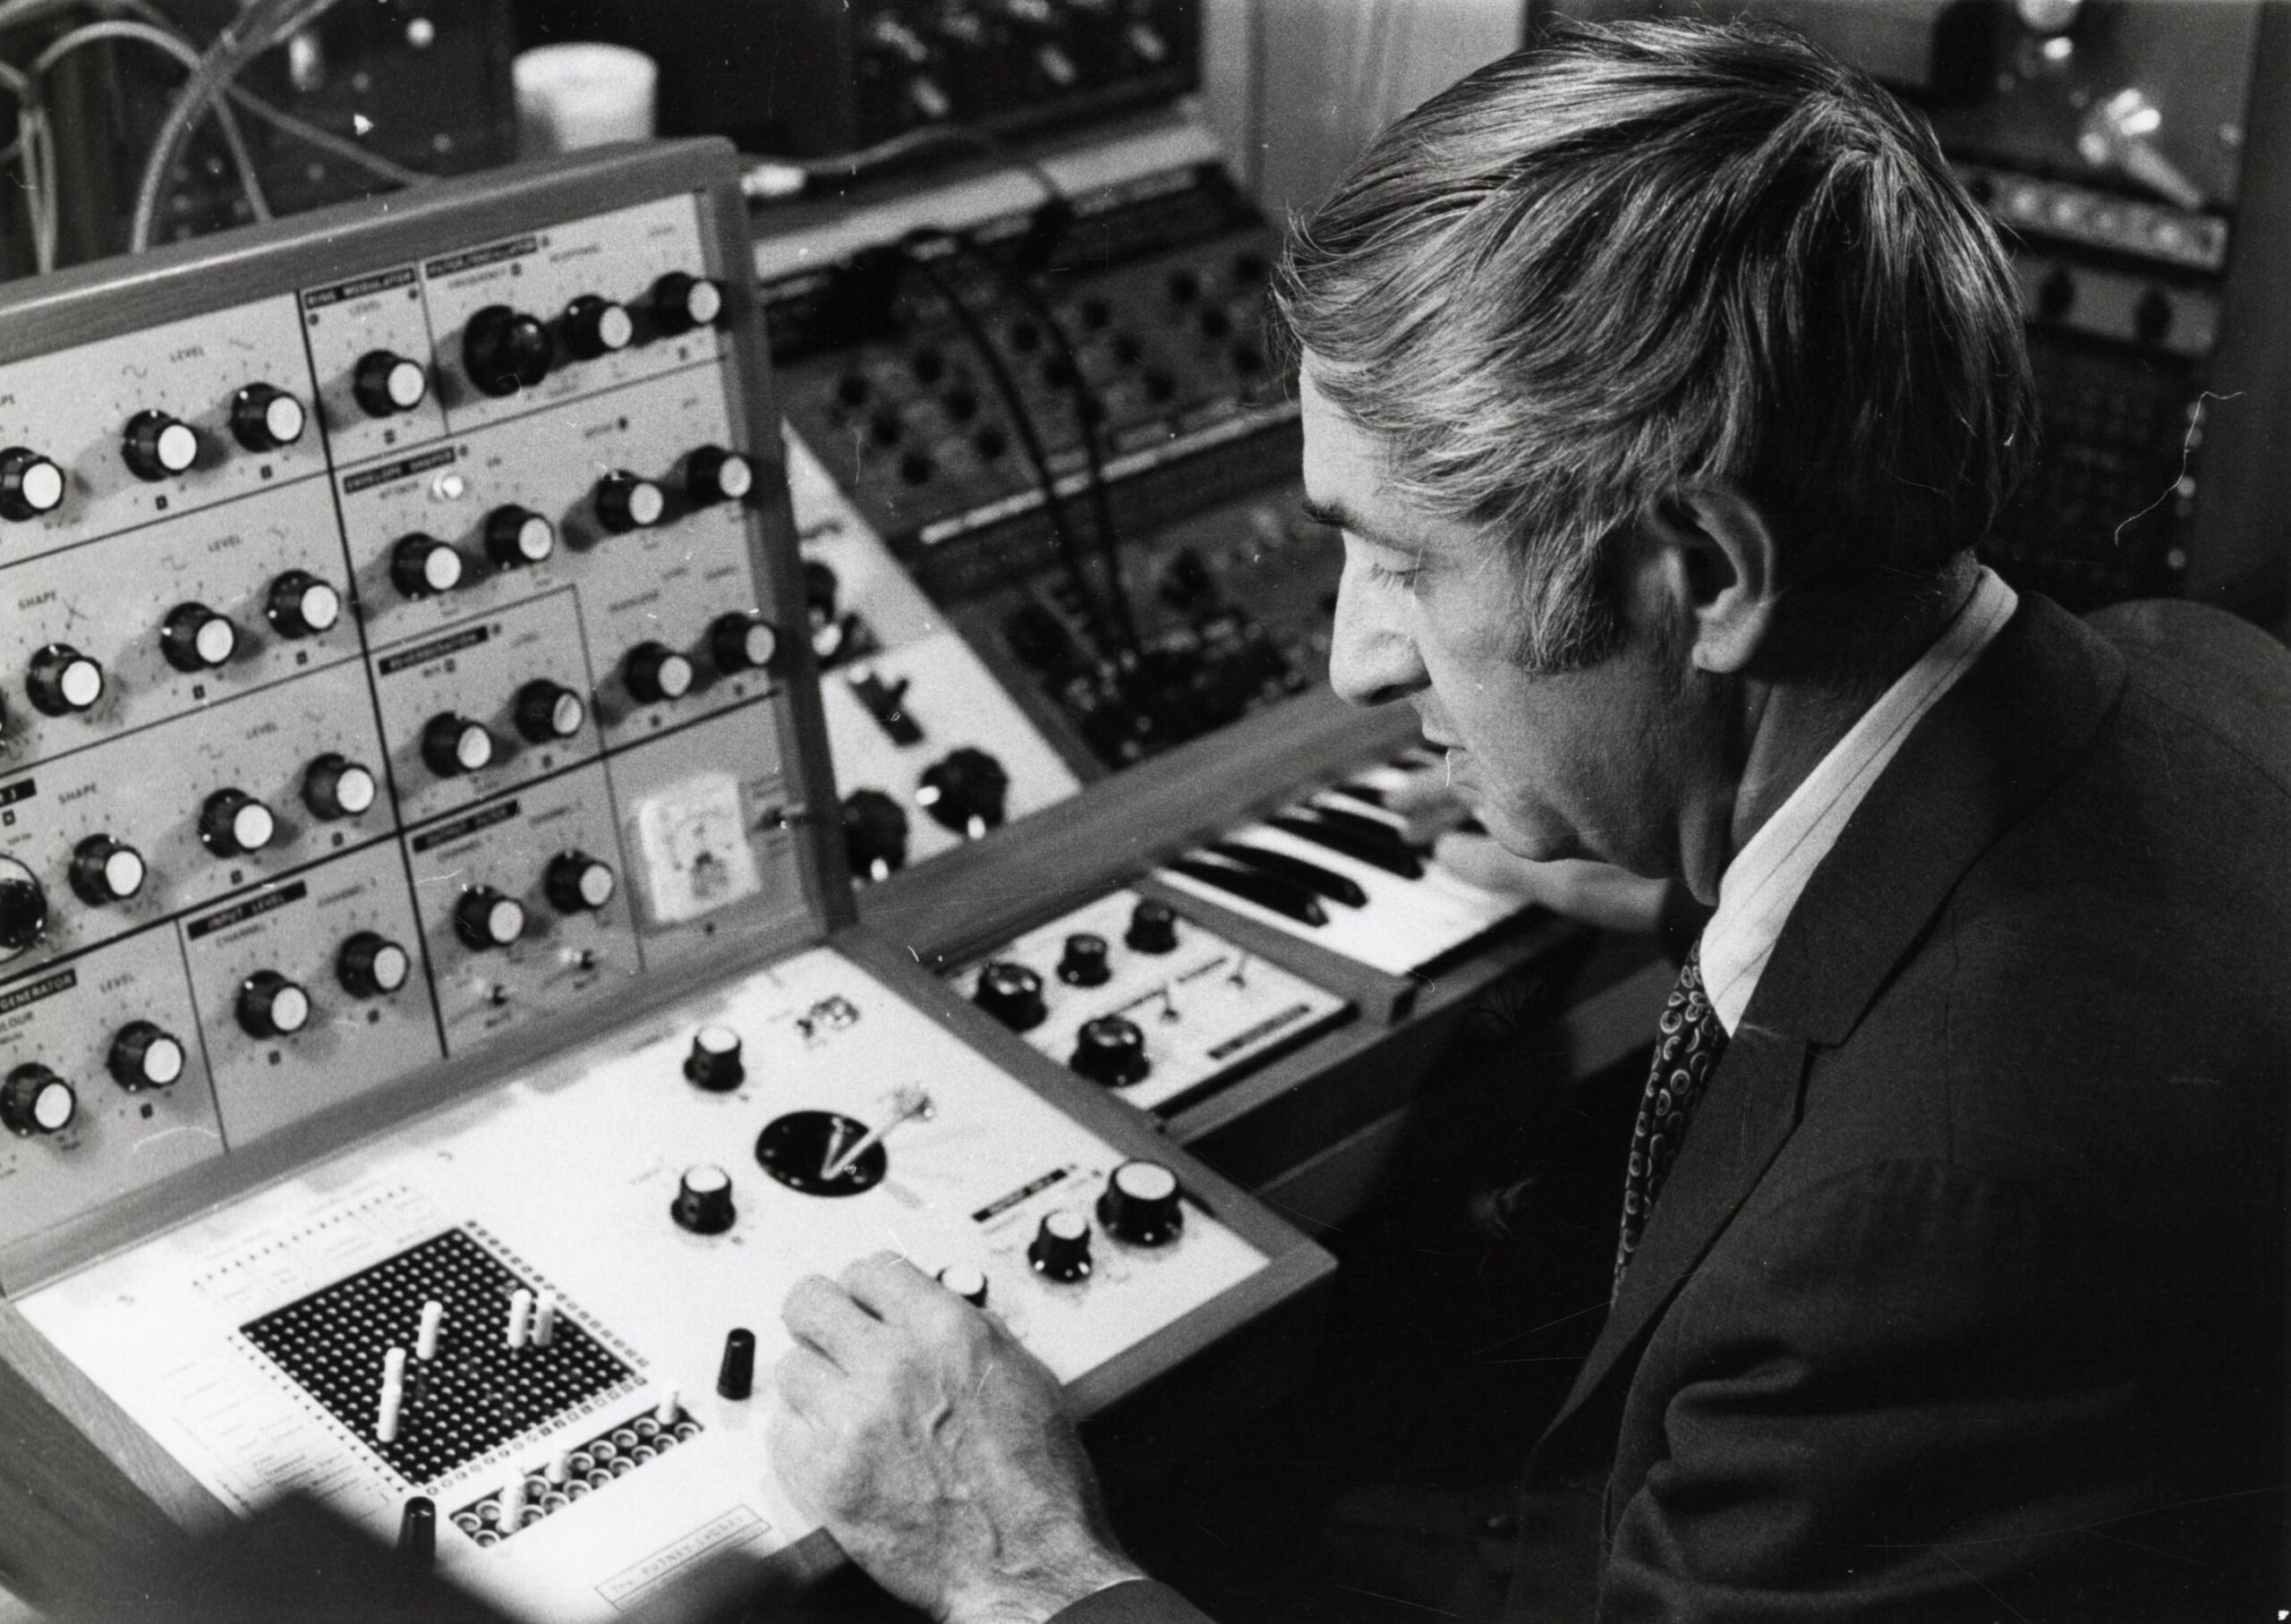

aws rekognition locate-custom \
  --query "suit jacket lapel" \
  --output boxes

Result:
[1533,594,2130,1454]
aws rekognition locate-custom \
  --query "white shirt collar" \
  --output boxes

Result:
[1699,566,2020,1035]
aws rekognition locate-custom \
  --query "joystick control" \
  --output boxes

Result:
[1057,932,1111,986]
[2,1064,75,1136]
[973,962,1047,1032]
[916,747,1010,835]
[1027,1211,1093,1283]
[108,1021,185,1090]
[1096,1160,1184,1246]
[684,1025,745,1092]
[1125,898,1179,954]
[1071,1016,1149,1087]
[671,1164,737,1234]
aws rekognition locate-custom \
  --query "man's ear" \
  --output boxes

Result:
[1633,486,1781,676]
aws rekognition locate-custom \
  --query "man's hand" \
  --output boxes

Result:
[770,1252,1144,1624]
[1387,766,1675,934]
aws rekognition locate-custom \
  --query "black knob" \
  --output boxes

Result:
[454,886,525,951]
[684,1025,745,1092]
[514,679,587,744]
[108,1021,186,1091]
[2,1064,75,1136]
[302,752,379,820]
[684,445,755,505]
[650,271,726,336]
[265,570,341,638]
[391,532,464,597]
[484,505,556,568]
[545,851,616,914]
[0,446,65,520]
[716,1328,757,1399]
[1125,898,1179,954]
[396,1498,436,1569]
[973,962,1047,1032]
[561,293,634,360]
[672,1163,737,1234]
[623,642,694,704]
[842,789,908,881]
[709,612,778,675]
[937,1264,990,1306]
[230,383,306,452]
[422,712,495,777]
[1057,932,1111,987]
[0,870,48,951]
[199,788,276,855]
[1096,1160,1184,1246]
[236,970,311,1038]
[594,472,666,532]
[69,835,146,906]
[1027,1211,1094,1283]
[464,305,554,396]
[123,410,200,480]
[160,601,239,672]
[338,931,412,998]
[353,350,429,417]
[1070,1016,1149,1087]
[916,747,1010,835]
[27,643,104,716]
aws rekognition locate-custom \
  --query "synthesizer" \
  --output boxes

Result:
[0,138,1327,1621]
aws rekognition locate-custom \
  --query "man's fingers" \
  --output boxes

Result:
[780,1273,881,1365]
[839,1251,958,1328]
[772,1339,842,1417]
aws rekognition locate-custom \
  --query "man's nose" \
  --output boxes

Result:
[1327,561,1427,709]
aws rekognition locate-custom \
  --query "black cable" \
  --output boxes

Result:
[889,242,1121,659]
[904,225,1141,659]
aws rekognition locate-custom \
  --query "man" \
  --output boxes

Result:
[766,17,2289,1624]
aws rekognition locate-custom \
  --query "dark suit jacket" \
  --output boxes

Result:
[1065,594,2290,1624]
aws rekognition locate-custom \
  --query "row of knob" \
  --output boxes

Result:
[0,274,729,523]
[970,898,1178,1088]
[386,446,757,605]
[0,829,612,954]
[457,273,727,398]
[10,618,772,756]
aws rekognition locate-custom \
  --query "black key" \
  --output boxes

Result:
[1271,811,1425,879]
[1207,840,1367,908]
[1329,780,1386,809]
[1170,856,1327,926]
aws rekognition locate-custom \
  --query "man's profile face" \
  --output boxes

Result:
[1300,360,1689,877]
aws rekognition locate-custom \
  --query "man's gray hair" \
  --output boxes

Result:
[1276,17,2035,673]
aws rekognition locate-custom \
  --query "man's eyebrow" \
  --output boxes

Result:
[1299,496,1402,548]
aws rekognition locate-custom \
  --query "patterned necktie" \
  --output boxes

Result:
[1614,940,1728,1297]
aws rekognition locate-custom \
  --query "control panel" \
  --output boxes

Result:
[0,142,813,1281]
[951,889,1351,1116]
[20,942,1299,1620]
